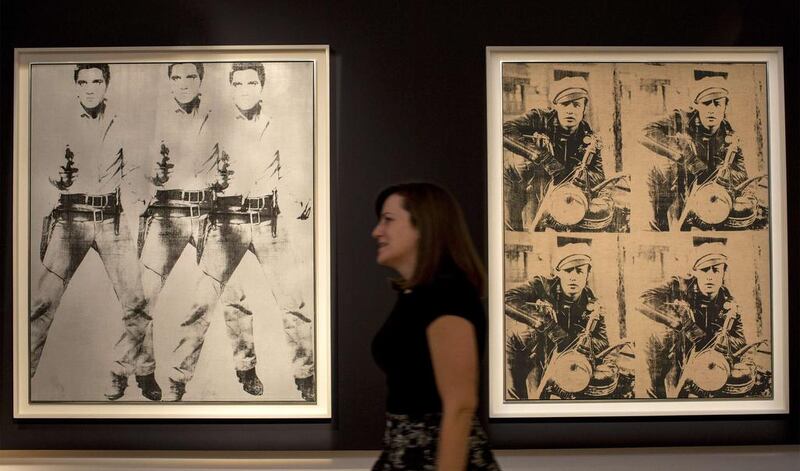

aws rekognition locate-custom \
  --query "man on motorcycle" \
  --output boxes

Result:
[641,73,751,231]
[503,76,615,231]
[639,237,749,398]
[504,238,610,400]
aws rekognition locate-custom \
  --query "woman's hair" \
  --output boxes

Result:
[375,182,486,295]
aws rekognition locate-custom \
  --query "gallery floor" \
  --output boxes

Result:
[0,445,798,470]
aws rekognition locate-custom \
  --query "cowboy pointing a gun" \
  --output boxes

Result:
[31,63,160,401]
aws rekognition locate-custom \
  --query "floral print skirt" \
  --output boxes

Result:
[372,412,500,470]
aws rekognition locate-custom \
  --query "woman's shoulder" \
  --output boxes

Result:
[420,269,479,299]
[414,270,483,325]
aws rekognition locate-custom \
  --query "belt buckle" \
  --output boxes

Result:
[247,197,261,210]
[92,209,104,222]
[85,195,107,207]
[249,211,261,225]
[189,205,200,218]
[183,190,202,203]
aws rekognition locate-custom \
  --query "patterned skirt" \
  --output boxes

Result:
[372,412,500,470]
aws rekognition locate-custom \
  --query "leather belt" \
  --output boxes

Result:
[213,193,278,223]
[155,189,214,204]
[215,194,277,210]
[146,189,215,218]
[59,192,117,209]
[215,195,244,209]
[147,205,209,218]
[245,195,275,210]
[213,210,275,225]
[52,207,116,222]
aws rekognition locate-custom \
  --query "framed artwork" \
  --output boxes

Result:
[486,47,788,417]
[13,46,331,419]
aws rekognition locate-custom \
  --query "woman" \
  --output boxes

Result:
[371,182,500,470]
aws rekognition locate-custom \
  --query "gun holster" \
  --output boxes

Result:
[271,211,279,238]
[113,189,122,236]
[40,212,56,262]
[113,212,121,236]
[196,216,211,264]
[137,209,151,259]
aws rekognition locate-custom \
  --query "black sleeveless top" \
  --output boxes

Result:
[371,271,487,414]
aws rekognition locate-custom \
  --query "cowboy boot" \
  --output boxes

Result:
[236,367,264,396]
[294,375,315,402]
[162,378,187,402]
[135,373,162,401]
[104,373,128,401]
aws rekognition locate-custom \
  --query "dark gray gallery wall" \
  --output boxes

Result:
[1,0,797,451]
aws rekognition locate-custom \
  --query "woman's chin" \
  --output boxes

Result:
[376,255,399,271]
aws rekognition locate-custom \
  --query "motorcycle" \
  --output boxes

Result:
[676,135,768,231]
[522,134,630,232]
[643,133,768,231]
[638,301,771,398]
[505,302,635,400]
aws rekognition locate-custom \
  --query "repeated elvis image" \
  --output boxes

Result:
[136,62,219,400]
[30,63,159,401]
[502,65,630,233]
[504,234,634,401]
[28,61,316,402]
[155,62,315,402]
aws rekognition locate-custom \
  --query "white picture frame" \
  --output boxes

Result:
[14,45,331,419]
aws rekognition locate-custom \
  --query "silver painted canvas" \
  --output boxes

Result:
[28,60,317,405]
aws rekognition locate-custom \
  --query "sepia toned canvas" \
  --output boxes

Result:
[487,48,788,418]
[625,232,772,400]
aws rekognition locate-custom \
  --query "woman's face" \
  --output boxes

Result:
[371,193,420,276]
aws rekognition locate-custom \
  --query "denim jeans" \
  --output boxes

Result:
[31,212,151,377]
[168,215,314,384]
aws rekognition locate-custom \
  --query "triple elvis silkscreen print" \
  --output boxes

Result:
[487,48,788,418]
[14,47,331,419]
